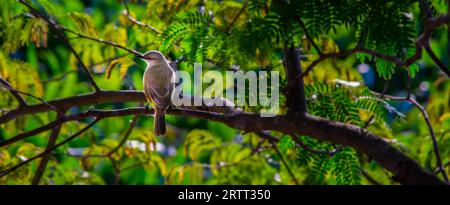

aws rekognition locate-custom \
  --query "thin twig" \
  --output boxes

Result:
[121,0,160,34]
[423,43,450,77]
[61,26,144,58]
[360,168,382,185]
[0,107,151,148]
[409,98,449,183]
[372,91,449,183]
[18,0,101,92]
[41,70,76,84]
[435,161,450,174]
[0,77,27,107]
[296,15,322,56]
[109,155,121,184]
[107,115,139,156]
[31,112,64,185]
[301,13,450,78]
[256,131,341,156]
[226,1,248,33]
[0,118,100,178]
[292,135,341,156]
[269,140,300,185]
[0,83,61,114]
[121,10,160,34]
[363,80,390,129]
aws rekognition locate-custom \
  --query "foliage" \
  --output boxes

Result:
[0,0,449,185]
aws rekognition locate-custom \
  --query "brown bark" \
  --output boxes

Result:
[0,92,444,184]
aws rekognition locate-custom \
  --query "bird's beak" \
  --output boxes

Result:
[138,55,155,61]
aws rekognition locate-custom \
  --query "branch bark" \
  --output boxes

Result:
[0,90,444,184]
[31,114,63,185]
[371,91,449,183]
[283,45,307,115]
[302,13,450,78]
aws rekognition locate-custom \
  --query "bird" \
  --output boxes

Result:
[141,50,175,136]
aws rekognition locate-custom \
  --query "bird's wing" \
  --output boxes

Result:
[148,85,172,109]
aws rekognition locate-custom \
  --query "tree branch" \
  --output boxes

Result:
[62,26,144,58]
[18,0,101,92]
[372,91,449,183]
[0,118,100,178]
[360,168,382,185]
[409,98,449,183]
[0,83,61,114]
[0,107,151,148]
[31,112,63,185]
[0,91,239,125]
[295,15,322,56]
[269,140,300,185]
[423,43,450,77]
[283,45,307,115]
[302,13,450,78]
[0,89,445,184]
[121,11,160,34]
[292,135,342,156]
[107,115,139,156]
[0,77,27,108]
[0,100,445,184]
[255,131,299,184]
[226,1,248,33]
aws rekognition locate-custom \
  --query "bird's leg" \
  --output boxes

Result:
[145,103,152,115]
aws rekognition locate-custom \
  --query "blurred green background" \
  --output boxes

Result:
[0,0,449,185]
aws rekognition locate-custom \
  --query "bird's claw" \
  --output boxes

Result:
[145,103,151,114]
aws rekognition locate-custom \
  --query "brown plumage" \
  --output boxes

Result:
[141,50,175,136]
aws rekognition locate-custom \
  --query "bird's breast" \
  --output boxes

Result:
[144,64,174,86]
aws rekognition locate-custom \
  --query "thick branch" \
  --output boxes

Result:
[0,89,445,184]
[283,45,307,115]
[0,91,238,124]
[2,109,445,184]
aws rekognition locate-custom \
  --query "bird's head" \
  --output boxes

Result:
[140,50,166,63]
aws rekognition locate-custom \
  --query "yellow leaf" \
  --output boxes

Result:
[0,149,11,165]
[119,61,133,79]
[439,113,450,122]
[105,59,120,79]
[69,12,98,37]
[183,129,220,161]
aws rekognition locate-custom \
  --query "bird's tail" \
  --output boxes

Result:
[154,109,166,136]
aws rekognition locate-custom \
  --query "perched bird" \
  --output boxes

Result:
[141,50,175,136]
